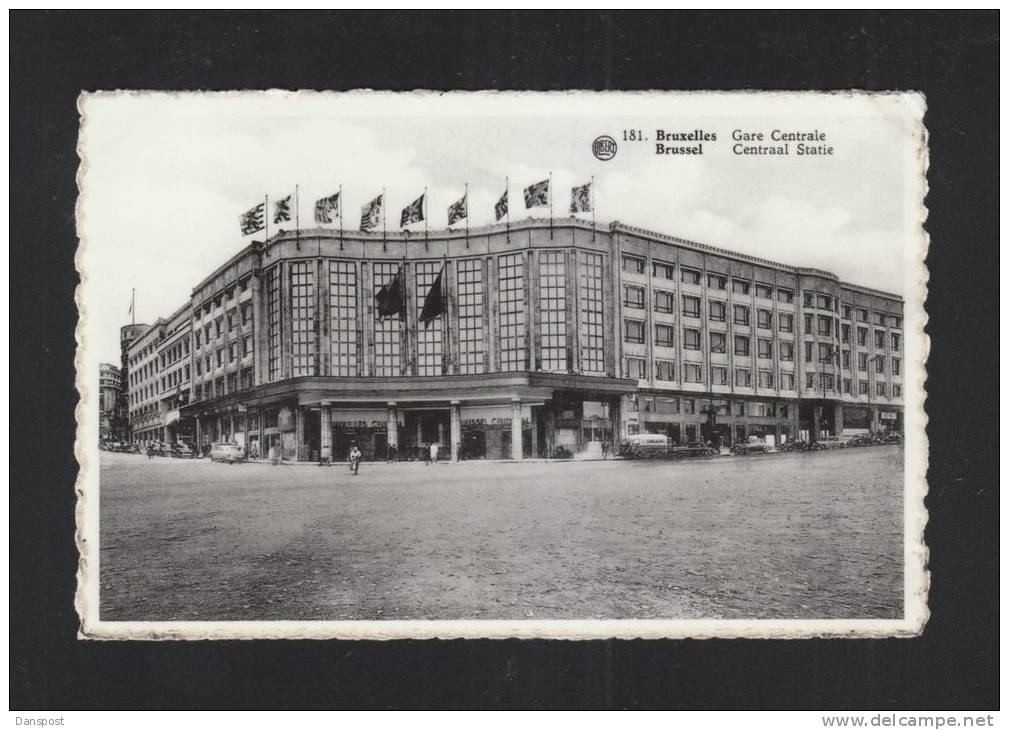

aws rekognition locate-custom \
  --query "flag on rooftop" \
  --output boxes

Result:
[273,195,292,224]
[314,192,340,224]
[447,194,467,226]
[494,188,509,221]
[239,202,265,235]
[400,193,425,227]
[360,194,383,231]
[570,181,592,213]
[524,178,549,208]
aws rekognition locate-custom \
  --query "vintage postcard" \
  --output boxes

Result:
[75,90,928,640]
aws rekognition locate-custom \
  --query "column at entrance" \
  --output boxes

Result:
[195,418,202,452]
[319,402,332,464]
[386,402,399,461]
[450,400,461,462]
[510,398,523,461]
[295,407,305,461]
[871,404,880,432]
[833,402,844,435]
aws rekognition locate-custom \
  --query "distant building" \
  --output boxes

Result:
[122,219,903,459]
[118,323,147,441]
[98,363,121,442]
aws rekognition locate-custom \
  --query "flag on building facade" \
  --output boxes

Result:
[570,181,592,213]
[375,266,405,319]
[360,194,383,231]
[494,188,509,221]
[419,267,445,328]
[400,193,425,227]
[447,194,467,226]
[240,202,265,235]
[314,192,340,224]
[273,195,292,224]
[524,179,550,208]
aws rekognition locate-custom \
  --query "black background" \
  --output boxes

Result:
[11,11,997,710]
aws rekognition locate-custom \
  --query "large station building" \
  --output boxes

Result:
[124,219,904,461]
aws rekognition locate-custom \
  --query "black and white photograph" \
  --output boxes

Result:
[74,90,928,640]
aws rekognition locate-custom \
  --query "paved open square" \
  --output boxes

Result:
[99,447,904,621]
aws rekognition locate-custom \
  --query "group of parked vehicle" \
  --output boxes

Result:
[99,440,251,463]
[618,431,902,459]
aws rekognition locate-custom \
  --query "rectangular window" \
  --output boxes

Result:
[266,266,281,381]
[780,371,795,390]
[876,382,886,396]
[709,300,726,322]
[684,363,702,383]
[804,313,814,335]
[777,288,794,304]
[538,251,567,373]
[817,315,833,336]
[681,267,701,285]
[891,332,901,351]
[242,303,252,326]
[217,348,224,367]
[758,370,774,388]
[818,343,834,363]
[817,294,832,310]
[654,290,674,314]
[710,331,726,353]
[711,365,728,385]
[842,350,851,369]
[655,324,674,348]
[625,357,646,379]
[417,260,446,376]
[805,341,814,363]
[757,309,772,329]
[623,284,645,309]
[373,262,402,377]
[652,261,675,280]
[624,319,645,344]
[734,335,750,356]
[843,378,852,394]
[779,341,794,361]
[890,315,902,329]
[779,313,794,333]
[457,258,486,375]
[683,328,701,350]
[893,384,902,397]
[683,399,696,415]
[708,273,726,290]
[622,256,645,275]
[195,331,201,349]
[498,254,526,372]
[806,372,816,388]
[215,318,223,338]
[859,380,869,395]
[242,367,254,390]
[227,312,235,332]
[195,360,202,376]
[733,305,750,326]
[757,338,772,359]
[290,261,317,377]
[875,355,886,374]
[735,368,752,387]
[874,330,886,349]
[892,357,901,376]
[874,312,887,326]
[329,260,359,377]
[655,360,676,381]
[732,279,750,295]
[842,304,852,319]
[229,342,237,363]
[841,323,851,343]
[858,308,869,322]
[858,352,868,371]
[803,291,814,307]
[682,295,701,318]
[857,327,868,346]
[755,283,773,299]
[227,372,238,393]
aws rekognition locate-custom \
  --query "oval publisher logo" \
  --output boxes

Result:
[592,135,617,161]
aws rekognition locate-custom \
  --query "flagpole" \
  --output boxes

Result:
[131,288,135,326]
[591,175,596,242]
[295,184,301,251]
[382,187,387,253]
[549,170,554,240]
[424,186,429,252]
[339,185,344,251]
[265,195,270,243]
[505,176,510,244]
[464,182,469,248]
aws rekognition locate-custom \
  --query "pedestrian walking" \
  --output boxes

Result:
[348,444,362,475]
[428,441,439,465]
[601,441,609,460]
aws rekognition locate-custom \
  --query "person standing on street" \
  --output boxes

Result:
[349,444,362,475]
[428,441,439,465]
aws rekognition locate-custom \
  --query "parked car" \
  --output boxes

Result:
[669,441,719,458]
[777,439,808,453]
[209,442,247,464]
[169,442,198,458]
[730,437,771,455]
[809,436,847,450]
[618,433,670,459]
[146,442,167,457]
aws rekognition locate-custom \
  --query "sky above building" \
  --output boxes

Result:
[79,91,924,365]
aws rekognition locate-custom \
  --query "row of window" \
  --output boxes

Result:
[194,303,253,350]
[636,395,789,419]
[623,256,797,302]
[159,337,190,368]
[625,292,799,331]
[160,366,190,392]
[194,276,251,319]
[193,336,255,377]
[191,367,255,402]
